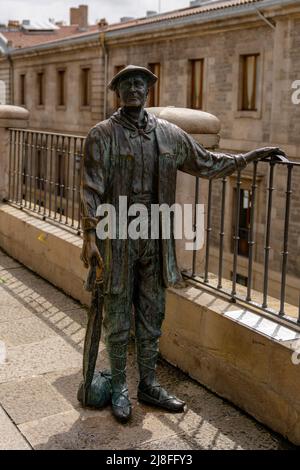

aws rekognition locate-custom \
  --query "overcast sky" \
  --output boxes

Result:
[0,0,192,25]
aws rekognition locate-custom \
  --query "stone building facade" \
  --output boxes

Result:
[0,0,300,306]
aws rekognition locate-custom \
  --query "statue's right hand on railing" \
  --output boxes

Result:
[243,146,289,164]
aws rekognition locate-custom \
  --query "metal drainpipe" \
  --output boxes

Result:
[100,32,108,120]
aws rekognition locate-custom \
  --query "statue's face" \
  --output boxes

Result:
[117,73,148,107]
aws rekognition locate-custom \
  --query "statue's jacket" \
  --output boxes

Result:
[81,109,247,294]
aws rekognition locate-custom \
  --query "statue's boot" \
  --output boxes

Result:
[107,342,132,423]
[137,339,185,412]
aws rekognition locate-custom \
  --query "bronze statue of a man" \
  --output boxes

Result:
[80,65,286,423]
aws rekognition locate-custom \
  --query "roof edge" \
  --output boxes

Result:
[5,0,300,56]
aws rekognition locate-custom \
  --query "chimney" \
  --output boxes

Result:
[70,4,88,30]
[8,20,20,30]
[120,17,135,23]
[146,11,157,17]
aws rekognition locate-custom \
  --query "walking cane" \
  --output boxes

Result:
[81,259,105,407]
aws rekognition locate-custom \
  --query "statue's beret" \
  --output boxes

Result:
[108,64,157,91]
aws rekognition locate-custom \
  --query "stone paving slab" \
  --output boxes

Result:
[0,406,31,450]
[0,300,35,323]
[0,266,81,311]
[0,316,57,347]
[0,336,83,384]
[0,376,73,424]
[0,248,296,450]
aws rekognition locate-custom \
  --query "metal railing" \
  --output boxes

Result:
[184,159,300,326]
[6,128,300,325]
[7,128,84,233]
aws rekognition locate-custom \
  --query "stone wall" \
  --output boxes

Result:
[9,43,104,134]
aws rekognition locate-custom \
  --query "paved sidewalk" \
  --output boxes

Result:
[0,248,294,450]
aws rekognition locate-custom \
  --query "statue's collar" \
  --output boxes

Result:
[111,108,157,136]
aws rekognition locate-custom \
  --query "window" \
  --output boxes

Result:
[232,188,252,257]
[190,59,204,110]
[37,72,44,106]
[148,63,160,107]
[231,272,248,287]
[240,54,260,111]
[81,67,91,106]
[114,65,125,109]
[57,69,66,107]
[20,74,26,106]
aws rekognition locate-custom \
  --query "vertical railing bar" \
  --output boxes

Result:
[29,131,34,210]
[8,129,13,201]
[217,177,227,289]
[15,130,21,205]
[246,161,258,301]
[71,137,77,227]
[54,134,59,220]
[43,134,48,218]
[33,132,38,211]
[192,177,200,277]
[262,162,275,309]
[77,137,84,232]
[231,170,242,297]
[59,136,65,223]
[38,133,43,213]
[204,179,212,283]
[279,163,293,316]
[19,130,23,204]
[19,130,26,207]
[65,136,71,226]
[12,129,18,203]
[48,134,54,219]
[23,132,30,208]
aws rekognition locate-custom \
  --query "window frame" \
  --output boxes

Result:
[113,64,125,110]
[234,47,264,119]
[80,65,91,109]
[56,68,67,109]
[19,73,26,106]
[190,58,204,110]
[147,62,161,108]
[36,70,45,108]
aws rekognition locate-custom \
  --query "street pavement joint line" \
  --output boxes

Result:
[0,403,34,450]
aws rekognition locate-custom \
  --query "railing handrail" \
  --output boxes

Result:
[6,127,300,325]
[9,128,86,139]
